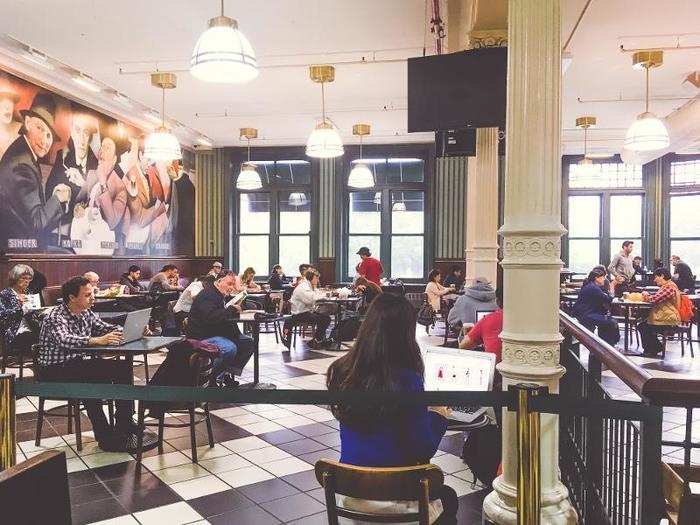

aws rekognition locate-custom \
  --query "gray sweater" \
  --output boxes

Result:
[447,282,497,326]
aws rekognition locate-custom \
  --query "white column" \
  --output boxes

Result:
[483,1,577,524]
[465,156,477,281]
[470,128,500,284]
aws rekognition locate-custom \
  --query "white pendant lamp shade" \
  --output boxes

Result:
[144,127,182,161]
[236,163,262,190]
[191,13,258,84]
[348,163,374,188]
[288,192,308,207]
[577,156,597,175]
[624,112,670,152]
[392,201,407,212]
[305,121,344,158]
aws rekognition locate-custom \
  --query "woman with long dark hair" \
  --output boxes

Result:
[572,267,620,346]
[327,293,457,523]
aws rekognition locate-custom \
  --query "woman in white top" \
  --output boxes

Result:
[281,269,332,349]
[240,267,262,292]
[424,269,450,312]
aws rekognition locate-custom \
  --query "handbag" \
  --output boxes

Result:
[461,424,502,486]
[416,303,436,327]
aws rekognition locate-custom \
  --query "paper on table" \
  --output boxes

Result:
[226,290,247,308]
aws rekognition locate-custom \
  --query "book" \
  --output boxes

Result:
[226,290,247,308]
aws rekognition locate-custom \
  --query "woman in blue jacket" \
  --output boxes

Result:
[572,267,620,346]
[327,293,457,524]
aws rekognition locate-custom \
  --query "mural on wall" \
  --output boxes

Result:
[0,69,195,256]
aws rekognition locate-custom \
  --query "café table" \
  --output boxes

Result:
[235,311,285,389]
[611,299,652,352]
[316,296,363,351]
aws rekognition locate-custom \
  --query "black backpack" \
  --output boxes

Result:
[461,425,502,486]
[416,303,436,327]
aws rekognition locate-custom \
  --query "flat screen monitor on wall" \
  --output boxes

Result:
[407,47,507,132]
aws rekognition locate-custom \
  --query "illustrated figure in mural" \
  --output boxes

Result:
[0,87,21,160]
[45,111,99,248]
[0,92,71,251]
[72,136,137,254]
[171,161,194,255]
[123,144,166,253]
[147,159,183,254]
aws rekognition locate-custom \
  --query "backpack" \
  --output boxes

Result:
[416,303,436,327]
[678,294,696,323]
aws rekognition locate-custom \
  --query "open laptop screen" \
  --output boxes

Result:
[423,347,496,392]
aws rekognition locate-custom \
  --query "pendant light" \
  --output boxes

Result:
[306,65,344,158]
[392,191,406,212]
[288,192,308,207]
[236,127,262,190]
[347,124,374,188]
[190,0,258,83]
[576,116,597,175]
[144,73,182,161]
[624,50,670,152]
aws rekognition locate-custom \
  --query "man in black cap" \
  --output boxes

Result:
[355,246,384,285]
[0,92,71,251]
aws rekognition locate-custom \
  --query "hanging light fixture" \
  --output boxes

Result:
[347,124,374,188]
[575,116,598,175]
[392,191,406,212]
[306,65,344,158]
[236,127,262,190]
[144,73,182,161]
[190,0,258,83]
[624,50,670,152]
[288,192,308,207]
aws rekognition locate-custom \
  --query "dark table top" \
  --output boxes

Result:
[84,336,183,354]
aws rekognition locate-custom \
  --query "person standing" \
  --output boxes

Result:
[0,92,71,250]
[608,240,635,283]
[356,247,383,285]
[671,255,696,292]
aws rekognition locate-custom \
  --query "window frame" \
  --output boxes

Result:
[666,154,700,273]
[340,143,433,282]
[562,156,648,270]
[230,146,317,277]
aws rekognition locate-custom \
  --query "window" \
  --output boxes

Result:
[565,159,645,273]
[343,150,428,280]
[669,159,700,274]
[671,159,700,187]
[235,155,313,277]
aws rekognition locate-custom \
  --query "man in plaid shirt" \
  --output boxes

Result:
[38,275,135,451]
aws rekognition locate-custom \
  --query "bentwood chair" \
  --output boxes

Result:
[314,459,445,525]
[136,352,215,464]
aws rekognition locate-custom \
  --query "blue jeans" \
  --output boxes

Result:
[203,336,238,380]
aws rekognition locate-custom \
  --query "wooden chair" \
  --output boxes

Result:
[662,461,700,525]
[315,459,445,525]
[661,321,695,359]
[0,338,29,379]
[0,450,71,525]
[136,352,215,464]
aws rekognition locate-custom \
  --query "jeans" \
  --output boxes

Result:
[39,357,134,442]
[203,334,255,379]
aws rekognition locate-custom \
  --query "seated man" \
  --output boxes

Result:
[459,286,504,373]
[119,265,146,294]
[293,263,311,288]
[38,276,134,452]
[83,271,100,289]
[281,268,332,349]
[447,277,497,330]
[186,269,254,387]
[208,261,223,277]
[149,264,183,294]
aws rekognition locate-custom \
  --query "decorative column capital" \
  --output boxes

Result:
[500,233,563,268]
[468,29,508,49]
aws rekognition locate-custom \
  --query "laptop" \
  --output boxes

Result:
[423,346,496,423]
[118,308,152,345]
[475,309,496,322]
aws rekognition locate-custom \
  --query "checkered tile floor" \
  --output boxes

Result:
[12,330,488,525]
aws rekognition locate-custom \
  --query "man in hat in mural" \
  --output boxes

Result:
[0,87,22,160]
[45,110,99,249]
[0,92,71,251]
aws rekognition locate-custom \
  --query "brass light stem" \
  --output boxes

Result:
[321,81,326,123]
[645,65,650,113]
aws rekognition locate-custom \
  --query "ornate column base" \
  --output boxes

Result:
[483,477,577,525]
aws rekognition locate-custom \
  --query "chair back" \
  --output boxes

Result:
[405,292,425,311]
[189,352,215,389]
[315,459,444,525]
[31,343,44,379]
[0,450,71,524]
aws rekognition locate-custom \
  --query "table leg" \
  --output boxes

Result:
[336,303,343,351]
[253,322,260,385]
[624,306,630,351]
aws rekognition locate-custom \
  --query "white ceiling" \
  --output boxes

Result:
[0,0,698,152]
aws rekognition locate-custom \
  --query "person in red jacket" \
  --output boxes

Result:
[356,247,383,285]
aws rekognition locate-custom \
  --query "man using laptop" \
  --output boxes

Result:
[459,286,503,366]
[187,269,254,387]
[38,275,136,452]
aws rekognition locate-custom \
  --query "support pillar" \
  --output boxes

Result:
[483,0,577,523]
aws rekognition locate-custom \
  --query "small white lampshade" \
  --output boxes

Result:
[392,202,407,212]
[288,192,308,207]
[190,17,259,84]
[236,164,262,190]
[577,156,598,175]
[347,163,375,188]
[144,127,182,161]
[306,121,344,158]
[624,112,670,152]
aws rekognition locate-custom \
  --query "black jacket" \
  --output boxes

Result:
[119,274,146,294]
[674,261,696,292]
[0,136,65,250]
[268,273,286,290]
[186,285,241,341]
[45,139,98,224]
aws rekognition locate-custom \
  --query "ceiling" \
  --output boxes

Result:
[0,0,698,152]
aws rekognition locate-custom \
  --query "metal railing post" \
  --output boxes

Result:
[0,373,17,470]
[514,383,546,525]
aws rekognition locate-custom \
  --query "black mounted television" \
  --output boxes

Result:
[408,47,507,132]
